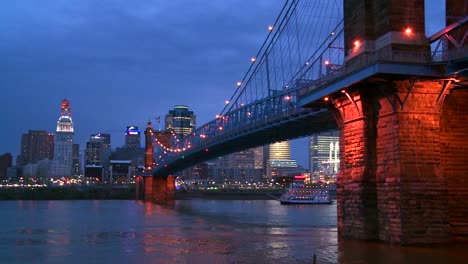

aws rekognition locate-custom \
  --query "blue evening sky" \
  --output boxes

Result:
[0,0,445,168]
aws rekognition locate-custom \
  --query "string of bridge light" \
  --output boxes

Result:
[221,0,338,117]
[218,0,294,118]
[149,130,195,154]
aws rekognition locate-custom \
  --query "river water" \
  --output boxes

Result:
[0,200,466,264]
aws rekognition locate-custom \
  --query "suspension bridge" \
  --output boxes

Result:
[138,0,468,245]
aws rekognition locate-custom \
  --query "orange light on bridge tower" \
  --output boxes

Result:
[353,40,361,49]
[404,27,413,36]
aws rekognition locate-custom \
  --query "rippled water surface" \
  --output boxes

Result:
[0,200,466,263]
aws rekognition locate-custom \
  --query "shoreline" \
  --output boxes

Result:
[0,187,283,201]
[175,190,282,200]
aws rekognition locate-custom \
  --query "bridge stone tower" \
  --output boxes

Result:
[136,121,155,201]
[332,0,468,244]
[136,121,176,203]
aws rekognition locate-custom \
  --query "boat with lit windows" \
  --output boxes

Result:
[279,181,332,204]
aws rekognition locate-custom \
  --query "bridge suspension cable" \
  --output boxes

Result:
[154,0,345,173]
[220,0,344,116]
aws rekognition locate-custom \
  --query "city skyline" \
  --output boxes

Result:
[0,0,445,169]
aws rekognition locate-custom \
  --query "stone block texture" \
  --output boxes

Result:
[441,90,468,242]
[335,80,467,244]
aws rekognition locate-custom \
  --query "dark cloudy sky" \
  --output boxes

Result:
[0,0,445,168]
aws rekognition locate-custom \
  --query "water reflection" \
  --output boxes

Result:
[1,200,467,263]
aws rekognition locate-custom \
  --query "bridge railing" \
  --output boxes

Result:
[432,45,468,62]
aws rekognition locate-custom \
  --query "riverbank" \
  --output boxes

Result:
[175,190,282,200]
[0,187,282,200]
[0,186,135,200]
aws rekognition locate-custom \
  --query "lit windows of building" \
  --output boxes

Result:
[265,141,301,180]
[269,141,291,160]
[125,126,141,149]
[109,160,132,185]
[53,99,74,177]
[85,133,111,167]
[17,130,54,166]
[165,105,196,139]
[214,148,262,183]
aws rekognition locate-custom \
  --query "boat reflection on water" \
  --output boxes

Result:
[279,180,333,204]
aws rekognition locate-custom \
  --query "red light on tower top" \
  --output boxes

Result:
[61,98,72,116]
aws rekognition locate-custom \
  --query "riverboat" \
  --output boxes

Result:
[279,182,332,204]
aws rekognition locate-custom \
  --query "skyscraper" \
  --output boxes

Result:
[52,99,74,177]
[0,153,12,179]
[85,133,111,167]
[252,146,264,170]
[309,130,339,177]
[165,105,196,138]
[72,143,81,176]
[215,148,262,183]
[84,133,111,182]
[17,130,54,166]
[164,106,196,180]
[266,141,300,180]
[125,126,141,149]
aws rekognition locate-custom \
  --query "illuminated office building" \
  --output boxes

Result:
[17,130,54,166]
[109,160,132,185]
[165,105,196,139]
[309,130,339,177]
[215,148,262,183]
[125,126,141,149]
[52,99,74,177]
[72,143,81,176]
[85,133,111,167]
[84,133,111,182]
[164,105,196,180]
[266,141,299,180]
[269,141,291,160]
